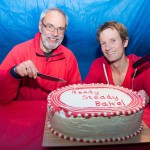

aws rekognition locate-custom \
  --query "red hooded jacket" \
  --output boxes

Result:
[84,54,150,98]
[0,33,82,102]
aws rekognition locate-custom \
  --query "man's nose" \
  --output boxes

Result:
[53,28,59,36]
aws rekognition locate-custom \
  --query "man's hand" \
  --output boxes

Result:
[14,60,38,79]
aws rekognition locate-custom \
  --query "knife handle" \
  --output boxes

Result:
[132,53,150,68]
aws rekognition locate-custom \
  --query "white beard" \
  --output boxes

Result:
[41,33,64,52]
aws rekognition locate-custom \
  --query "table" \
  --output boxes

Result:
[0,101,150,150]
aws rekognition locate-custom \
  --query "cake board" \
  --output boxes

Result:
[42,114,150,147]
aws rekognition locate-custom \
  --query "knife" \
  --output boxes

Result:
[132,53,150,68]
[37,72,66,82]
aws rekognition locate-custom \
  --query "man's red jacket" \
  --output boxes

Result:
[0,33,82,102]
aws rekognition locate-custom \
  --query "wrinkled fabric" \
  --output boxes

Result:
[84,54,150,99]
[0,33,81,102]
[0,0,150,79]
[0,101,150,150]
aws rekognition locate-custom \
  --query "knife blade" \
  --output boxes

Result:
[132,53,150,68]
[37,72,66,82]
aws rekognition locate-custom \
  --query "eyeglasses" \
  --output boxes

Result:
[41,21,65,34]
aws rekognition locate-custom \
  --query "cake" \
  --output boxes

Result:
[47,83,146,143]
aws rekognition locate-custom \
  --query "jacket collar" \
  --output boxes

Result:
[34,32,65,61]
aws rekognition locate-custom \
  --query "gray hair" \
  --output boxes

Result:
[40,8,68,28]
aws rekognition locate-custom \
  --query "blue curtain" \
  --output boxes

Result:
[0,0,150,79]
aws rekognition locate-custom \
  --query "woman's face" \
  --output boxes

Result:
[99,28,128,63]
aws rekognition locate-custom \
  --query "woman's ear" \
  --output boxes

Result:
[124,38,129,48]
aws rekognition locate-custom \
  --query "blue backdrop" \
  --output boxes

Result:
[0,0,150,80]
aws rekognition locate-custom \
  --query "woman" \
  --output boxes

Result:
[84,21,150,104]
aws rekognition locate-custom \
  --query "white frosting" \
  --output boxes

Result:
[49,110,143,140]
[60,88,131,107]
[47,83,145,143]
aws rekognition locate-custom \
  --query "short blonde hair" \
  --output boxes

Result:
[97,21,129,44]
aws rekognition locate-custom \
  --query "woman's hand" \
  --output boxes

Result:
[138,90,149,105]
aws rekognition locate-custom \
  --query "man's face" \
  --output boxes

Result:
[39,11,66,52]
[99,28,128,63]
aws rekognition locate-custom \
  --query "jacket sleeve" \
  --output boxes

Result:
[67,54,82,84]
[0,46,23,103]
[143,66,150,99]
[0,69,20,103]
[84,59,102,84]
[133,61,150,104]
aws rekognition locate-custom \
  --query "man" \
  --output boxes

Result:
[84,21,150,104]
[0,8,82,102]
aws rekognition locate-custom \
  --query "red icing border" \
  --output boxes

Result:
[47,121,143,143]
[48,83,146,118]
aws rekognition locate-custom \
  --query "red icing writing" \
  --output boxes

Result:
[95,100,125,107]
[72,90,100,95]
[72,89,126,106]
[82,95,119,101]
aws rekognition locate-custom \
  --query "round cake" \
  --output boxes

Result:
[47,83,146,143]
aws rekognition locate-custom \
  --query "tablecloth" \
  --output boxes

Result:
[0,101,150,150]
